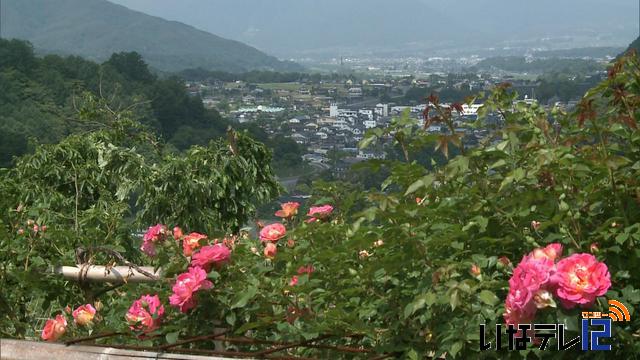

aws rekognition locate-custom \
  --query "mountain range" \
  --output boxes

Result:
[110,0,639,57]
[0,0,302,72]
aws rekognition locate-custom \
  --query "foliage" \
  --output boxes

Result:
[0,39,230,166]
[0,100,280,339]
[474,56,605,75]
[138,130,282,233]
[179,68,351,84]
[2,53,640,359]
[0,39,306,174]
[105,52,156,84]
[536,72,603,103]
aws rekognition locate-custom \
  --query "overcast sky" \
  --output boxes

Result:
[109,0,639,56]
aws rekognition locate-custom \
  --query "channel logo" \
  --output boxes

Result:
[605,300,631,322]
[480,299,631,351]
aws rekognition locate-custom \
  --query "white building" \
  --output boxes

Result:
[359,109,374,120]
[375,103,389,117]
[460,104,482,117]
[364,119,377,129]
[338,109,358,117]
[329,102,339,118]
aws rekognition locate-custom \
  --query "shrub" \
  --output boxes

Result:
[2,54,640,359]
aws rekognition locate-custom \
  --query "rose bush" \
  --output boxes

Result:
[2,54,640,358]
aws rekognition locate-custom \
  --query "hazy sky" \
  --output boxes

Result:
[109,0,639,56]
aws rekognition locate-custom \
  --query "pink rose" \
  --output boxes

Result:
[297,265,315,275]
[143,224,166,242]
[504,287,536,326]
[509,256,554,294]
[169,267,213,313]
[173,226,184,240]
[191,244,231,271]
[306,205,334,223]
[275,202,300,219]
[140,241,158,257]
[264,242,277,259]
[41,314,67,342]
[503,254,555,326]
[289,275,299,286]
[259,223,287,243]
[182,232,207,257]
[551,253,611,309]
[140,224,167,256]
[72,304,96,326]
[530,243,563,262]
[125,294,164,333]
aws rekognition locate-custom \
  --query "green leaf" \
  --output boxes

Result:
[359,134,377,149]
[235,321,262,333]
[478,290,499,306]
[165,331,179,344]
[449,341,463,358]
[450,289,460,310]
[404,296,427,319]
[226,311,236,326]
[405,179,424,196]
[407,349,419,360]
[616,232,629,245]
[489,159,507,169]
[496,140,509,151]
[231,286,258,309]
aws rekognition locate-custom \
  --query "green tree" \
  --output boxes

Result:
[105,52,156,84]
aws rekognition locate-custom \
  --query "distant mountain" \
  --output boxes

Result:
[0,0,302,73]
[111,0,466,57]
[109,0,637,57]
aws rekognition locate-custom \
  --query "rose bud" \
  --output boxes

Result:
[498,256,511,267]
[264,243,277,259]
[470,264,481,276]
[531,221,541,231]
[173,226,184,240]
[93,300,103,312]
[72,304,96,326]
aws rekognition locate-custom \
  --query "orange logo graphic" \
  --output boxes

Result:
[581,300,631,321]
[605,300,631,322]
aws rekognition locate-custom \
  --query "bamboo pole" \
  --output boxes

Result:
[53,265,161,283]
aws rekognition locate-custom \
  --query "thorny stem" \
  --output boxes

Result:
[72,163,79,234]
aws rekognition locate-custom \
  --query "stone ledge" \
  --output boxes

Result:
[0,339,242,360]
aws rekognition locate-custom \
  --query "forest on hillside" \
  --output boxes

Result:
[0,39,305,171]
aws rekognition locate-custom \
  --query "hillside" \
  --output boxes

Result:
[0,0,302,73]
[622,36,640,57]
